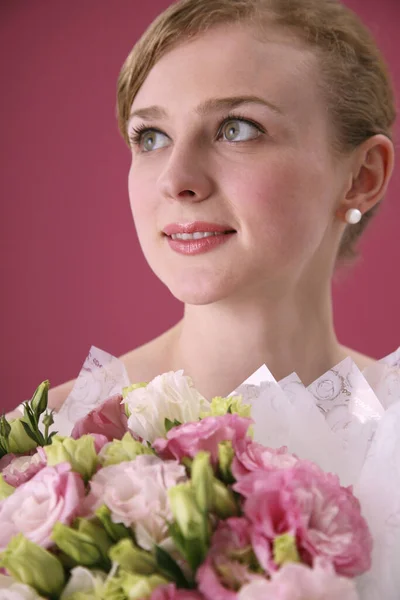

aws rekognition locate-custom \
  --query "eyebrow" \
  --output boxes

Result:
[128,95,284,124]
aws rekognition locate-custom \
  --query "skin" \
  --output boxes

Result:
[17,21,393,415]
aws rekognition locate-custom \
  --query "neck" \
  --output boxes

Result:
[168,280,346,398]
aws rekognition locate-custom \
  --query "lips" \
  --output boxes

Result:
[162,221,236,236]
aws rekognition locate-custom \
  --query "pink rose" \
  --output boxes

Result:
[84,454,186,550]
[0,463,86,550]
[235,463,372,577]
[71,394,128,442]
[237,559,359,600]
[196,518,263,600]
[232,440,298,480]
[1,447,47,487]
[153,415,252,466]
[150,584,204,600]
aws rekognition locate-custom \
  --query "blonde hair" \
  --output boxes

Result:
[117,0,396,261]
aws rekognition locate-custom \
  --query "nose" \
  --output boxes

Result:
[157,140,214,204]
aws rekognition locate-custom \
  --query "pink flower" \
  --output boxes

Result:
[84,454,186,550]
[150,583,204,600]
[232,440,298,480]
[1,448,47,487]
[0,454,16,471]
[235,463,372,577]
[90,433,109,454]
[196,518,263,600]
[237,559,359,600]
[71,394,128,442]
[0,463,85,550]
[153,415,252,466]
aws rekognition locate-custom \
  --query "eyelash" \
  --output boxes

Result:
[128,113,264,150]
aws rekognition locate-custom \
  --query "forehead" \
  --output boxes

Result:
[131,23,321,119]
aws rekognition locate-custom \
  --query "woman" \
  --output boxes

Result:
[13,0,397,415]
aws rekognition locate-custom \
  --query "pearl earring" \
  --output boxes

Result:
[345,208,362,225]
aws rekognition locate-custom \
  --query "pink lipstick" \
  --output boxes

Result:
[162,222,236,255]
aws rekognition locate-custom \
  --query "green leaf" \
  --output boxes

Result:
[167,522,187,558]
[154,545,193,589]
[22,403,37,431]
[0,415,11,438]
[164,418,182,434]
[20,420,41,445]
[0,416,11,454]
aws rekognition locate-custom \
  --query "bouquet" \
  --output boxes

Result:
[1,361,392,600]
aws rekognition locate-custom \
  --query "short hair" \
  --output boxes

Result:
[117,0,396,261]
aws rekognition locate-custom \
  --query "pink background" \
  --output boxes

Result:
[1,0,399,411]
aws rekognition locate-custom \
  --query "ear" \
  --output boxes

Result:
[335,134,395,222]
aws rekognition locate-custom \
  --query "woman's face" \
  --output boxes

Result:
[127,23,350,304]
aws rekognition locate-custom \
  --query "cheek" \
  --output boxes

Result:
[128,168,157,239]
[226,156,332,257]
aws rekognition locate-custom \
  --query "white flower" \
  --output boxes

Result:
[0,575,43,600]
[124,370,210,443]
[60,566,106,599]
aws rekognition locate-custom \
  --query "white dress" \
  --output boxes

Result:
[52,345,400,600]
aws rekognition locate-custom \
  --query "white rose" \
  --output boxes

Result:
[124,370,210,443]
[0,575,43,600]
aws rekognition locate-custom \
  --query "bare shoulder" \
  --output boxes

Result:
[340,345,378,371]
[47,377,76,412]
[119,324,180,383]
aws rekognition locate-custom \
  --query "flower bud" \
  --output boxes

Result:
[51,521,107,568]
[0,533,65,597]
[218,441,235,482]
[213,479,238,518]
[109,538,157,575]
[273,533,300,566]
[118,572,168,600]
[45,435,98,480]
[42,411,55,429]
[191,451,214,513]
[200,395,251,418]
[99,432,154,467]
[30,381,50,420]
[75,518,113,563]
[168,483,209,570]
[8,420,37,454]
[168,484,205,540]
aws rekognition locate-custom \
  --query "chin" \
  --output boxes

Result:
[166,280,231,305]
[156,268,238,305]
